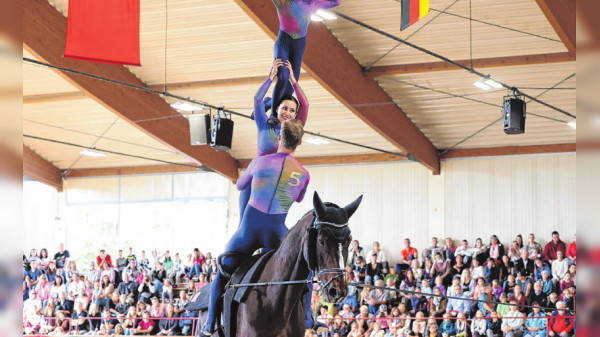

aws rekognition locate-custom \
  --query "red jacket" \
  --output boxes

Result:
[547,311,574,334]
[544,240,566,261]
[566,241,576,259]
[97,254,113,267]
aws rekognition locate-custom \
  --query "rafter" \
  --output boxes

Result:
[23,0,239,181]
[23,145,63,191]
[234,0,440,173]
[440,143,575,159]
[535,0,576,55]
[65,164,200,178]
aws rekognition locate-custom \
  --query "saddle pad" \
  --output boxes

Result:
[184,284,211,312]
[232,250,276,303]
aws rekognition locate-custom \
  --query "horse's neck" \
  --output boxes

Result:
[268,220,310,282]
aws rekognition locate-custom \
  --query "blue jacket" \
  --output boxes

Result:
[439,320,455,335]
[525,312,547,337]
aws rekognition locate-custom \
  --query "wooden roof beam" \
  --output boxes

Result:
[535,0,576,55]
[23,0,239,181]
[366,52,575,77]
[23,145,63,191]
[440,143,575,159]
[234,0,440,174]
[65,164,200,178]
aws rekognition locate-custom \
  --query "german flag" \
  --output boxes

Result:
[401,0,430,31]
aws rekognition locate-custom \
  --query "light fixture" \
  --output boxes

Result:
[567,120,576,129]
[170,101,204,112]
[305,136,330,145]
[484,78,503,89]
[311,9,336,21]
[473,76,503,90]
[79,148,106,157]
[473,78,492,90]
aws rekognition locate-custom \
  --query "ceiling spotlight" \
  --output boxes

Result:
[79,148,106,157]
[484,78,503,89]
[311,9,336,21]
[170,101,204,112]
[305,136,330,145]
[473,78,492,90]
[567,120,576,129]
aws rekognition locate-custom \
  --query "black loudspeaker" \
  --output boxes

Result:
[188,114,210,145]
[211,114,234,151]
[503,97,526,134]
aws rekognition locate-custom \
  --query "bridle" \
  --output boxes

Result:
[306,213,349,301]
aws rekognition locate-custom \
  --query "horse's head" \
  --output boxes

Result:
[305,192,362,304]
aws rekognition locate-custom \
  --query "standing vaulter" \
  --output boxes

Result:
[202,119,310,336]
[264,0,341,124]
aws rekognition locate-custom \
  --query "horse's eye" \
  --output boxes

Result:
[319,239,325,245]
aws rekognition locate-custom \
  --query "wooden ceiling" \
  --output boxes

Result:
[22,0,576,187]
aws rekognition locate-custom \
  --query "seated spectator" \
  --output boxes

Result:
[399,269,417,302]
[508,284,527,313]
[65,261,79,284]
[516,270,533,297]
[439,313,456,337]
[422,258,435,283]
[460,269,475,296]
[442,237,456,263]
[429,286,447,318]
[117,272,138,304]
[411,259,423,282]
[95,275,114,310]
[486,311,502,337]
[454,239,475,267]
[471,277,486,300]
[397,238,418,272]
[367,279,390,314]
[422,236,442,263]
[189,248,205,280]
[152,262,167,295]
[97,249,113,267]
[316,305,333,327]
[168,253,185,285]
[433,275,446,296]
[115,294,130,317]
[487,235,505,265]
[533,259,551,281]
[421,279,432,299]
[347,321,364,337]
[500,255,515,281]
[530,248,543,262]
[87,303,102,333]
[149,296,164,318]
[353,256,367,283]
[547,301,573,337]
[100,261,116,285]
[501,300,525,337]
[551,251,568,289]
[492,279,503,299]
[339,302,356,321]
[367,241,388,269]
[49,311,70,335]
[515,250,535,276]
[524,302,546,337]
[446,284,469,316]
[157,303,178,336]
[446,275,461,297]
[484,258,500,284]
[540,271,554,297]
[26,260,43,287]
[138,276,157,302]
[528,281,548,309]
[411,311,427,336]
[54,291,71,316]
[508,240,522,263]
[34,274,51,308]
[179,308,197,335]
[135,311,155,335]
[472,310,487,337]
[568,264,576,284]
[383,266,400,286]
[431,252,451,286]
[566,234,576,266]
[560,287,575,311]
[473,238,488,265]
[86,261,101,284]
[73,288,89,313]
[478,282,496,317]
[122,259,141,282]
[347,240,364,268]
[496,293,510,318]
[355,305,375,334]
[161,279,174,303]
[524,234,542,258]
[366,254,384,281]
[454,312,468,337]
[471,258,485,281]
[544,231,567,263]
[338,291,358,313]
[410,287,428,316]
[504,274,517,297]
[122,306,137,335]
[426,320,442,337]
[71,302,88,334]
[329,315,349,336]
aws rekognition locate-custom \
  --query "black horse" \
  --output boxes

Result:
[226,192,362,337]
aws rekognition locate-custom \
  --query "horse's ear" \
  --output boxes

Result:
[313,191,327,219]
[343,195,363,219]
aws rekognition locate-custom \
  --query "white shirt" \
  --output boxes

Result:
[366,249,387,263]
[67,280,85,298]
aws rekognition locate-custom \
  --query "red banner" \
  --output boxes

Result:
[64,0,141,66]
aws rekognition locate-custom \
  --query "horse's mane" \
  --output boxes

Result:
[281,202,351,244]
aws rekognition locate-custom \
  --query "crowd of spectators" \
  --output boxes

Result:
[23,245,216,336]
[309,231,576,337]
[23,231,576,337]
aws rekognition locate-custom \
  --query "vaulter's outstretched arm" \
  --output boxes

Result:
[285,61,309,126]
[254,59,283,130]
